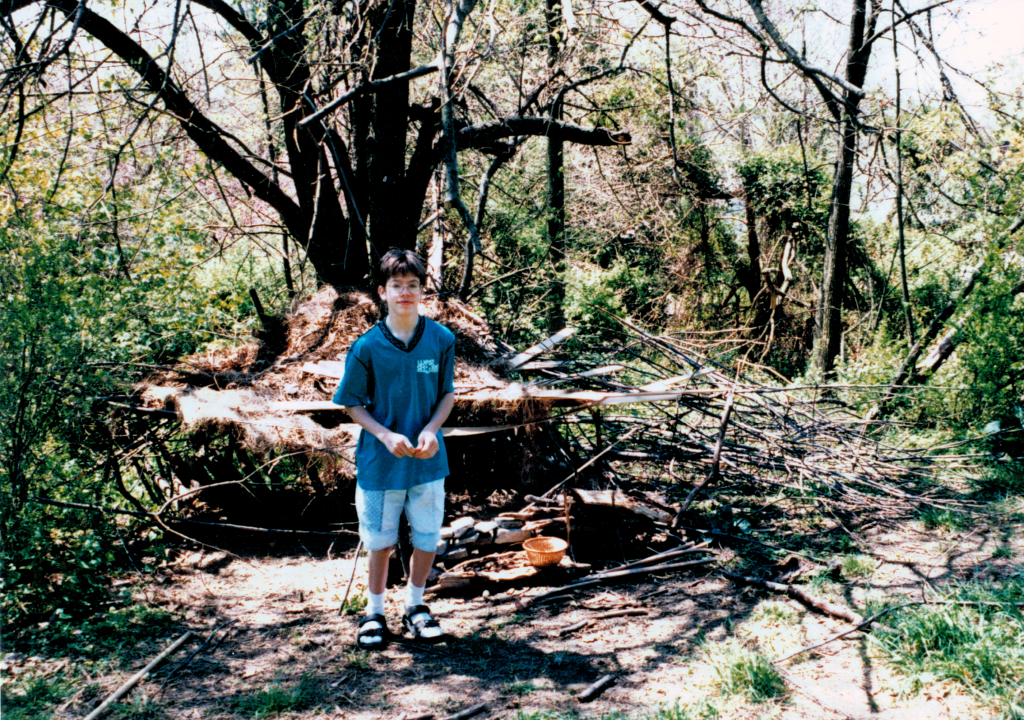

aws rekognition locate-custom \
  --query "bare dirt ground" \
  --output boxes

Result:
[37,516,1021,720]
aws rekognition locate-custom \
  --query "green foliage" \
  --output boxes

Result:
[503,679,538,697]
[26,604,180,663]
[917,506,973,532]
[113,695,168,720]
[736,148,830,261]
[0,672,72,720]
[704,643,786,702]
[839,554,878,580]
[0,82,293,632]
[874,577,1024,717]
[645,700,720,720]
[974,460,1024,497]
[955,271,1024,427]
[339,592,367,616]
[226,673,325,719]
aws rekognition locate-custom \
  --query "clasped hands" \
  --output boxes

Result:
[381,429,439,459]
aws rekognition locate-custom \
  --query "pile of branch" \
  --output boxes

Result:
[510,315,977,521]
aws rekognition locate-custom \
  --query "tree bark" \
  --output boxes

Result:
[366,0,417,258]
[812,0,878,377]
[545,0,567,333]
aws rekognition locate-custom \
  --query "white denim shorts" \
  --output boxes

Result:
[355,479,445,553]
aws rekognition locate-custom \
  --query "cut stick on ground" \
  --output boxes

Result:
[395,713,435,720]
[570,545,712,583]
[533,592,576,605]
[159,621,233,695]
[439,702,488,720]
[339,540,363,614]
[722,571,865,626]
[577,674,617,703]
[557,608,649,635]
[83,631,193,720]
[527,558,715,604]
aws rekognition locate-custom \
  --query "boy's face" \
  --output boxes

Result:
[378,272,423,318]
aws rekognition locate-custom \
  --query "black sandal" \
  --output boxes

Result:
[402,605,445,644]
[356,614,388,650]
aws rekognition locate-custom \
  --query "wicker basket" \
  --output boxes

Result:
[523,536,568,567]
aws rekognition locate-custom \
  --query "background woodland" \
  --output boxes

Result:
[2,0,1023,639]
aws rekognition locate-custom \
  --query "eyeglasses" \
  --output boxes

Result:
[386,281,422,293]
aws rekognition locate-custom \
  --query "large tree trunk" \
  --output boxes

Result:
[366,0,418,260]
[267,0,355,288]
[545,0,567,333]
[812,0,876,377]
[14,0,630,294]
[814,116,857,375]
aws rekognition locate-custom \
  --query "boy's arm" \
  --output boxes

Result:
[413,391,455,459]
[346,405,417,458]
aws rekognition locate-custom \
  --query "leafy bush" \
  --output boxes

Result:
[1,95,292,633]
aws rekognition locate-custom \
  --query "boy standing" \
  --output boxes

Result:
[333,249,455,649]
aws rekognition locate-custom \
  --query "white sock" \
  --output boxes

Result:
[405,581,425,609]
[367,590,386,617]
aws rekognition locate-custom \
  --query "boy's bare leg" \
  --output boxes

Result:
[408,548,436,588]
[367,547,392,595]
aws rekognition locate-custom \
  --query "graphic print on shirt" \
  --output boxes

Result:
[417,359,439,373]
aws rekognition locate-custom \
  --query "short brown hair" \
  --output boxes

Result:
[378,248,427,286]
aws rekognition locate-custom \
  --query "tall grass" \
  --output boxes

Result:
[704,643,786,702]
[874,577,1024,719]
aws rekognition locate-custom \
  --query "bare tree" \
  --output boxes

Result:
[679,0,957,376]
[2,0,629,290]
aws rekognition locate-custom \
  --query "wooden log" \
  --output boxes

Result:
[495,527,532,544]
[83,631,193,720]
[577,674,616,703]
[524,494,563,505]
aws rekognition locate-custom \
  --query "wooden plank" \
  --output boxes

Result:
[576,364,624,378]
[299,361,345,379]
[507,328,576,369]
[640,367,715,392]
[270,400,344,411]
[573,488,673,523]
[594,391,680,406]
[517,360,566,370]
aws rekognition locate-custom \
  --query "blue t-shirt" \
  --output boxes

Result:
[333,316,456,490]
